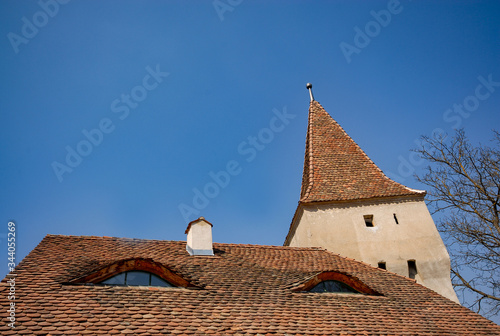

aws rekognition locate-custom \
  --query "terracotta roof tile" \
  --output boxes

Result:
[300,101,424,202]
[1,234,499,334]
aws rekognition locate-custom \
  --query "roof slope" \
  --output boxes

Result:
[1,234,499,335]
[300,100,424,202]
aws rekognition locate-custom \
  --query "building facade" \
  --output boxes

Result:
[284,99,458,302]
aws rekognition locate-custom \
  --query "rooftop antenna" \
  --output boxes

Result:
[306,83,314,102]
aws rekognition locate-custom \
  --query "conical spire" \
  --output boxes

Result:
[300,100,424,203]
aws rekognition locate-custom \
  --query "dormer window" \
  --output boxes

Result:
[68,258,198,289]
[308,280,359,293]
[101,271,174,287]
[292,271,380,296]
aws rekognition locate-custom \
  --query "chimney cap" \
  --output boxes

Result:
[185,217,213,234]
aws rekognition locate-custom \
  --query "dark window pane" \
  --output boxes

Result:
[125,271,150,286]
[99,271,175,287]
[151,274,173,287]
[102,273,126,285]
[408,260,418,279]
[309,280,358,293]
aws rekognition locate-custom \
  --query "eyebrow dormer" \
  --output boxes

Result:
[69,258,198,289]
[292,271,380,295]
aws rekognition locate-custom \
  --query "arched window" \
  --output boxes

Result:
[292,271,380,296]
[308,280,359,293]
[68,258,198,289]
[101,271,174,287]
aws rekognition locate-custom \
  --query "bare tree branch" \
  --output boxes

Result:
[415,129,500,317]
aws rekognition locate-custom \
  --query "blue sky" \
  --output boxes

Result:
[1,0,499,314]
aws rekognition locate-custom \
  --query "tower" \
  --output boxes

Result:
[284,86,458,302]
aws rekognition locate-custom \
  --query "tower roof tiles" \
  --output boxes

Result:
[300,100,424,203]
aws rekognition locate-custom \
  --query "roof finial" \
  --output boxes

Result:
[306,83,314,102]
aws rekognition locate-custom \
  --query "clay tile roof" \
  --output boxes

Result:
[2,234,499,335]
[300,100,425,203]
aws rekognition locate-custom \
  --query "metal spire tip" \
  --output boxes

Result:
[306,83,314,102]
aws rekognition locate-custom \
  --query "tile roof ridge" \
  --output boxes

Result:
[44,234,325,252]
[299,192,426,205]
[45,234,183,243]
[214,241,325,251]
[299,100,316,201]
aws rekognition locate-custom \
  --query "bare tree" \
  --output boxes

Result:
[415,129,500,317]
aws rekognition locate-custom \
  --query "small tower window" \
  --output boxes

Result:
[378,262,386,270]
[407,260,417,279]
[393,213,399,224]
[363,215,374,227]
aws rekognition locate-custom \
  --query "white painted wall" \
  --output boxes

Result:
[186,220,214,256]
[286,196,458,302]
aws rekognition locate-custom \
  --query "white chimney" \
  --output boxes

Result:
[185,217,214,256]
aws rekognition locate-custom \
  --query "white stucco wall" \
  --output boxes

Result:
[286,197,458,302]
[186,221,214,255]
